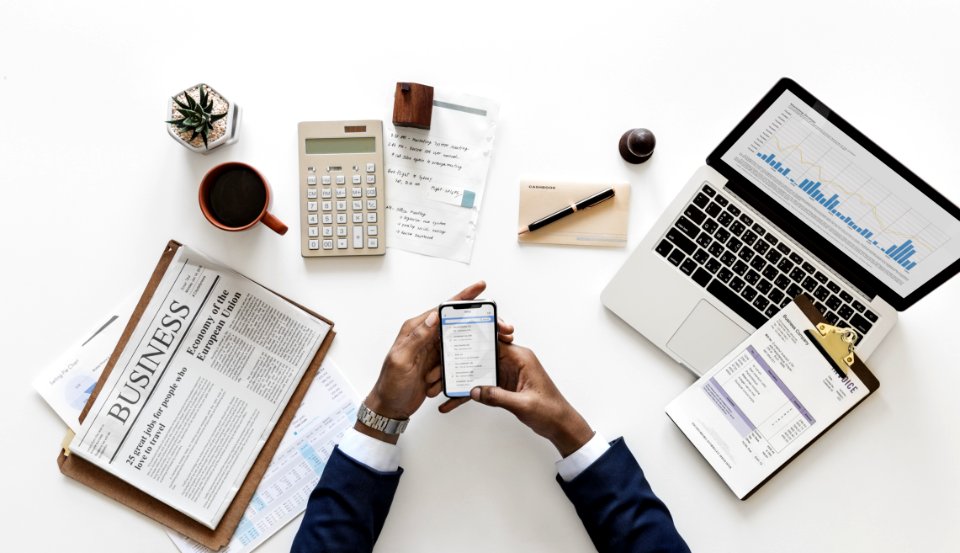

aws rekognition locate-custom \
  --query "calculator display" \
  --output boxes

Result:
[305,137,376,155]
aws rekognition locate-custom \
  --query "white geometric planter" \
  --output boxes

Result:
[166,83,241,154]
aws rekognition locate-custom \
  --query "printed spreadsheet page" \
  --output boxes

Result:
[666,301,870,498]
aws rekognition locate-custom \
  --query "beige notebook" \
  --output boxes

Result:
[518,181,630,247]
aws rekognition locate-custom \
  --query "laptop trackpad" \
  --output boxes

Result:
[667,300,750,374]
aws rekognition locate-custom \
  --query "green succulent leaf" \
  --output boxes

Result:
[167,85,227,149]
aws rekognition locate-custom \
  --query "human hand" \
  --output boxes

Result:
[359,281,515,444]
[438,343,594,457]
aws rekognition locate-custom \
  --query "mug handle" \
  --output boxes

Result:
[261,211,288,235]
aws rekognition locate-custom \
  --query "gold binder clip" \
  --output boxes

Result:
[809,323,859,377]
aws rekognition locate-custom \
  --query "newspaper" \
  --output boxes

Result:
[69,245,331,529]
[167,358,358,553]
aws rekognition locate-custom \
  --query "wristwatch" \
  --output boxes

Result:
[356,403,409,435]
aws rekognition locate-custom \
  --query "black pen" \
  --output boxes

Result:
[518,187,616,234]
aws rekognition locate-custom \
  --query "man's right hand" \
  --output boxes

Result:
[439,344,595,457]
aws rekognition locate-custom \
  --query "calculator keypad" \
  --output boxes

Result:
[299,120,386,257]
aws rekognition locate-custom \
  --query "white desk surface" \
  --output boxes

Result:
[3,1,959,551]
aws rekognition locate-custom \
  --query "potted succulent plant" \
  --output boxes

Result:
[166,83,240,153]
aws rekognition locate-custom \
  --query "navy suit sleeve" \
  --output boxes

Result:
[291,445,402,553]
[557,438,690,553]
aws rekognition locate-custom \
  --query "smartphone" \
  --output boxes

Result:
[439,300,499,398]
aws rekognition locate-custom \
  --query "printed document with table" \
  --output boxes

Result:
[666,297,879,499]
[603,78,960,375]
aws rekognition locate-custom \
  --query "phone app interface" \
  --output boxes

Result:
[441,304,496,396]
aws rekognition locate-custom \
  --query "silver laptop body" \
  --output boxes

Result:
[603,79,960,375]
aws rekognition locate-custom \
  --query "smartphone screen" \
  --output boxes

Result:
[440,301,498,397]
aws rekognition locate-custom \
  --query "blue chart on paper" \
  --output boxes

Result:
[755,151,921,271]
[67,376,98,411]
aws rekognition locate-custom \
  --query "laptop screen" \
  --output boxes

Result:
[711,80,960,308]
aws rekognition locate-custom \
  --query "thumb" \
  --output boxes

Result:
[471,386,526,414]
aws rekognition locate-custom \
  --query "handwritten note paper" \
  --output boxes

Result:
[385,91,499,263]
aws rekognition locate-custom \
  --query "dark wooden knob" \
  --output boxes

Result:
[619,128,656,164]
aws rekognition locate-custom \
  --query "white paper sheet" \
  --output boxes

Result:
[665,302,871,498]
[33,295,139,431]
[167,358,358,553]
[384,91,499,263]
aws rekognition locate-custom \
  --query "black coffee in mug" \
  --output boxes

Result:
[205,166,267,228]
[199,162,287,234]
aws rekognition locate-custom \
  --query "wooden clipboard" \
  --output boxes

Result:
[57,240,336,550]
[739,294,879,499]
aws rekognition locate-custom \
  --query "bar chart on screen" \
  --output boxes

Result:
[727,95,957,288]
[722,88,960,297]
[751,144,945,272]
[747,111,950,275]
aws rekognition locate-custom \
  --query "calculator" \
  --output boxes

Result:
[297,120,386,257]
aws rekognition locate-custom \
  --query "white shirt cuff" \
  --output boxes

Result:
[337,427,401,472]
[556,432,610,482]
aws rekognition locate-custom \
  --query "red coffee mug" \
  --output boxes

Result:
[198,162,288,235]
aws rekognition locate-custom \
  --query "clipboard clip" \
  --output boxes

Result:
[808,322,859,378]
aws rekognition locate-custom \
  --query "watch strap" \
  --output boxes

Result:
[356,403,409,435]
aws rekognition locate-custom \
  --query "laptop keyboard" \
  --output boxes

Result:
[656,182,879,337]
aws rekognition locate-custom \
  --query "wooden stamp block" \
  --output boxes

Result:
[392,82,434,129]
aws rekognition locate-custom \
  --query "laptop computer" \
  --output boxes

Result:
[602,78,960,375]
